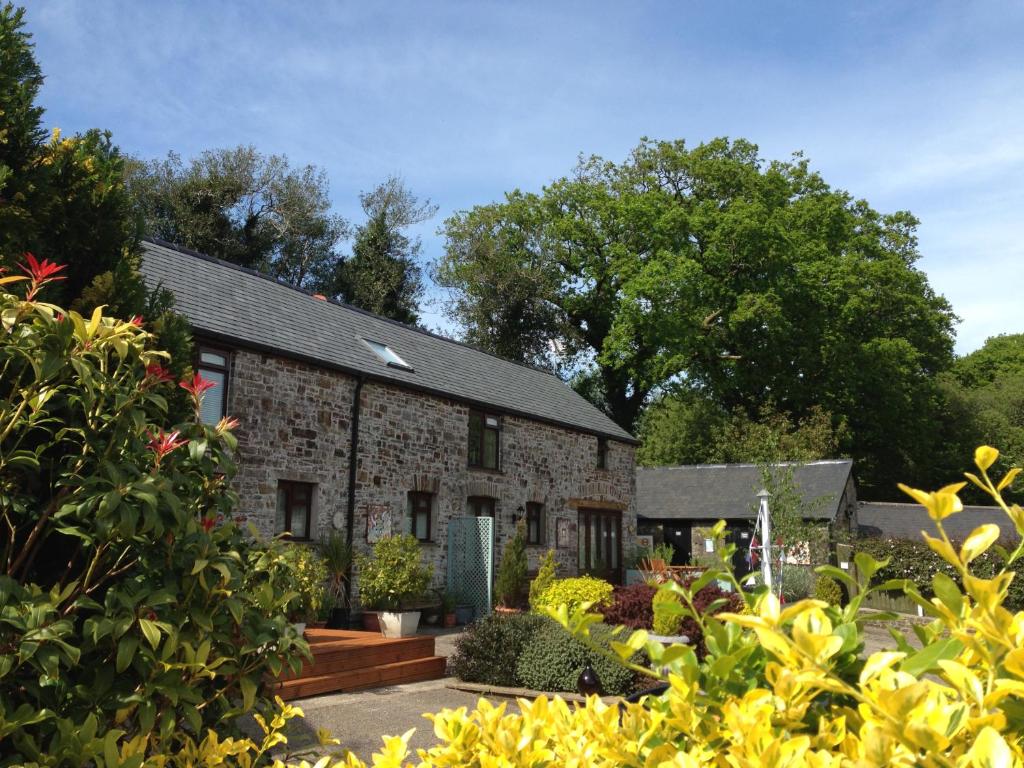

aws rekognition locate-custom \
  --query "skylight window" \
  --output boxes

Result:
[363,339,413,371]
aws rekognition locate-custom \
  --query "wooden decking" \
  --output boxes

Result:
[272,629,447,700]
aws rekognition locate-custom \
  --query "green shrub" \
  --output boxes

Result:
[0,263,306,762]
[813,574,843,605]
[780,564,816,602]
[652,588,683,635]
[515,621,638,696]
[448,613,548,686]
[279,543,329,622]
[533,576,613,614]
[528,549,557,610]
[494,520,529,608]
[356,534,433,610]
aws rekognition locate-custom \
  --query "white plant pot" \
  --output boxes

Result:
[647,633,689,646]
[378,610,421,638]
[292,622,307,635]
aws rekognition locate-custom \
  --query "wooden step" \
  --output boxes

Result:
[274,656,448,700]
[281,634,436,680]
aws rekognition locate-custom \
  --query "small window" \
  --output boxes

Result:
[467,496,495,518]
[276,481,314,540]
[197,345,229,425]
[596,437,609,469]
[468,411,500,470]
[362,339,413,371]
[409,491,433,542]
[525,502,543,545]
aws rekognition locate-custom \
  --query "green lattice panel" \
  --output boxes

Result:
[447,516,493,617]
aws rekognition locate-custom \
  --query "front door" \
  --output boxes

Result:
[578,508,622,584]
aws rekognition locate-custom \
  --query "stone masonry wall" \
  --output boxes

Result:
[221,346,637,596]
[227,350,355,539]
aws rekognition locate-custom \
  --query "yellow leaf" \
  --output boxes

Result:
[968,725,1012,768]
[860,652,906,684]
[975,446,1000,472]
[0,275,28,286]
[923,532,960,567]
[998,467,1022,492]
[960,524,1001,564]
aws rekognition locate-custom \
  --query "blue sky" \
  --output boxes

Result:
[25,1,1024,354]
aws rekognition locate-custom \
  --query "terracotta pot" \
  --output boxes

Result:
[361,611,380,633]
[493,605,523,616]
[443,612,457,628]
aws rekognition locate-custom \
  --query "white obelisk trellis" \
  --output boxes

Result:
[751,488,778,595]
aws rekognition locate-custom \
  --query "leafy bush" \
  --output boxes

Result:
[279,543,329,621]
[515,621,638,696]
[319,530,353,609]
[0,263,306,762]
[599,583,657,629]
[528,549,557,610]
[448,612,548,686]
[533,576,613,614]
[813,573,843,605]
[494,521,529,608]
[853,535,1024,612]
[651,588,682,635]
[356,534,433,610]
[779,563,816,602]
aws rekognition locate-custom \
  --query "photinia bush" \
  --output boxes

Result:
[0,260,307,763]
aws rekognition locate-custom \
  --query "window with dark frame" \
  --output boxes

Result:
[468,410,500,470]
[467,496,495,518]
[525,502,543,545]
[597,437,609,469]
[276,480,313,540]
[409,491,433,542]
[196,345,229,425]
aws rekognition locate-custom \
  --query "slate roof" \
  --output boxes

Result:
[637,460,854,522]
[139,239,635,443]
[858,502,1019,543]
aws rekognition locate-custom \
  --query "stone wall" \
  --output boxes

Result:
[220,345,637,593]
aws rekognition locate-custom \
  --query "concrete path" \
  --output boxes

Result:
[285,678,498,763]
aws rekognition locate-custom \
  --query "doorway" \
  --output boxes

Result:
[578,508,622,584]
[662,521,692,565]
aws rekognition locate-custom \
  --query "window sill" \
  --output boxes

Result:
[467,466,504,475]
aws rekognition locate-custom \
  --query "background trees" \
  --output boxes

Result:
[436,138,958,497]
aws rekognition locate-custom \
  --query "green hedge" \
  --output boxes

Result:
[515,621,639,696]
[855,536,1024,611]
[449,613,548,687]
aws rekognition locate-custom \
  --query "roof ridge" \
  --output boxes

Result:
[639,459,852,471]
[142,237,562,379]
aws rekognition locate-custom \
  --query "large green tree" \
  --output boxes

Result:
[0,4,140,315]
[126,146,349,290]
[331,176,436,324]
[437,138,957,496]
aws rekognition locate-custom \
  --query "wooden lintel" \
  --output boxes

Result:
[566,498,628,511]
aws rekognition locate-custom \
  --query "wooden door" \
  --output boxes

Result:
[577,508,622,584]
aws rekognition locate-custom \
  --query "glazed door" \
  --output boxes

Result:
[578,508,622,584]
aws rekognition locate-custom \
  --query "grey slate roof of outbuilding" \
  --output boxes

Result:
[139,239,635,443]
[858,502,1020,543]
[637,459,854,522]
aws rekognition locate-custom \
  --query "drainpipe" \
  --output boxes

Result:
[344,376,365,601]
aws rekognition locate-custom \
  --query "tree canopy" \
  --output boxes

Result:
[330,176,436,324]
[437,137,957,496]
[126,146,349,291]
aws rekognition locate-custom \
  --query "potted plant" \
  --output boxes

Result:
[441,592,457,627]
[280,542,329,634]
[494,520,528,613]
[318,531,353,629]
[356,534,433,638]
[453,591,475,625]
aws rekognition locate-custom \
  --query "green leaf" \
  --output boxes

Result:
[900,637,963,677]
[116,635,139,672]
[853,551,888,581]
[138,619,160,650]
[931,572,963,615]
[239,675,257,712]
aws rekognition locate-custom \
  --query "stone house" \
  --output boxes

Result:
[636,460,857,576]
[139,239,638,599]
